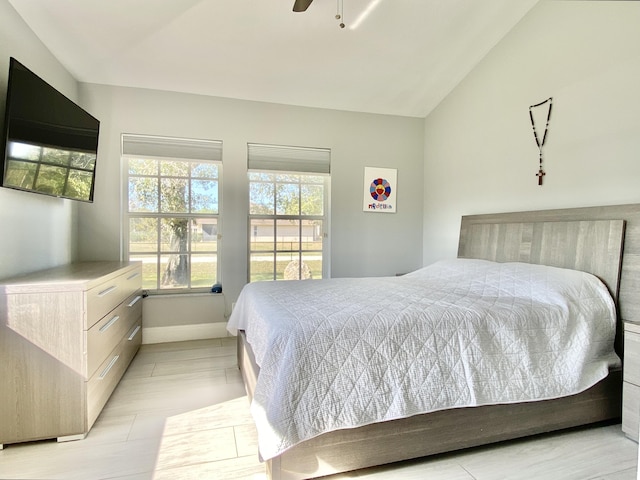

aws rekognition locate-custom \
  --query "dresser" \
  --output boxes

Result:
[0,261,143,448]
[623,321,640,441]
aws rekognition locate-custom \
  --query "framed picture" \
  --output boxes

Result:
[363,167,397,213]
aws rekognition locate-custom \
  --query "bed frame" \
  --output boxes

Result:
[238,203,640,480]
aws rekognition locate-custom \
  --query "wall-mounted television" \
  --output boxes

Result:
[1,57,100,202]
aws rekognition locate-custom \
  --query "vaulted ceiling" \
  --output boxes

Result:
[8,0,539,117]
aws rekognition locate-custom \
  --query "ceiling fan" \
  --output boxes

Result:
[292,0,314,12]
[293,0,346,28]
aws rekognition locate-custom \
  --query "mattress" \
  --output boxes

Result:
[227,258,621,460]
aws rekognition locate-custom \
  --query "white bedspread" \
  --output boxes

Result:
[227,259,621,461]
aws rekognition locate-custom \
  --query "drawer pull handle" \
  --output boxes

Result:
[127,295,142,307]
[127,272,141,281]
[99,315,120,332]
[98,285,117,297]
[128,325,141,341]
[99,355,119,380]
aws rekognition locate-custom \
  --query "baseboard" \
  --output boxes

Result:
[142,322,229,344]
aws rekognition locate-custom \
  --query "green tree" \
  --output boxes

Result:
[162,218,189,287]
[159,161,190,287]
[129,158,194,288]
[249,173,324,216]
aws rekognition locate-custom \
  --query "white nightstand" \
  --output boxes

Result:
[623,321,640,441]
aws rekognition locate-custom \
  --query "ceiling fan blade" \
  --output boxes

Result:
[293,0,313,12]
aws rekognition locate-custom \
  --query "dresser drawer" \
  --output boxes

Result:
[121,321,143,371]
[86,319,142,427]
[87,346,125,427]
[86,267,142,329]
[86,292,143,378]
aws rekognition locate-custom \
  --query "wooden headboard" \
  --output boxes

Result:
[457,203,640,356]
[458,219,625,301]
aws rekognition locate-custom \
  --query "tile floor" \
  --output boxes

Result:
[0,338,637,479]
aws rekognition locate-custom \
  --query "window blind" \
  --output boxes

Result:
[122,134,222,161]
[248,143,330,174]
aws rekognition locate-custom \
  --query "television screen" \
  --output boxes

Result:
[1,57,100,202]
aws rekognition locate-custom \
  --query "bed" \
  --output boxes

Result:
[229,204,640,480]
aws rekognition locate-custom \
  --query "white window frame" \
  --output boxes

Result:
[121,134,222,293]
[247,143,330,282]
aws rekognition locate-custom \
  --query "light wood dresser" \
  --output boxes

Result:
[0,261,143,448]
[623,321,640,441]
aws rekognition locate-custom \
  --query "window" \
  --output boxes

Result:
[248,143,330,282]
[122,134,222,292]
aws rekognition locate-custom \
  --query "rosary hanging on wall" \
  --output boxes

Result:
[529,97,553,186]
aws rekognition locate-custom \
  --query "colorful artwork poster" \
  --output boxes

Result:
[363,167,397,213]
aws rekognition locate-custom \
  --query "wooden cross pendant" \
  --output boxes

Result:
[536,167,546,186]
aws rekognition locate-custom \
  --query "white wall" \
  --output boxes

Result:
[422,1,640,265]
[77,84,425,328]
[0,0,82,279]
[142,293,228,343]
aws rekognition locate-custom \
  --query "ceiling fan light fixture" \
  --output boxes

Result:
[337,0,345,28]
[292,0,346,28]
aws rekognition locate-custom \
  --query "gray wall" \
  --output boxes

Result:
[0,0,82,279]
[77,84,425,323]
[422,1,640,265]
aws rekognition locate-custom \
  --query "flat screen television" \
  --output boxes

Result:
[1,57,100,202]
